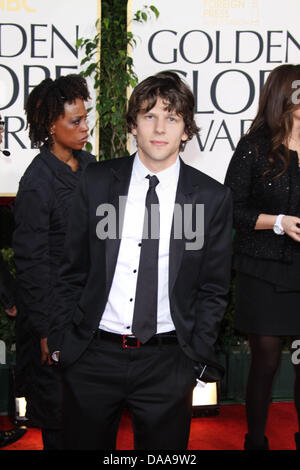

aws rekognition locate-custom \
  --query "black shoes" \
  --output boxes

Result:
[0,426,27,448]
[244,434,269,450]
[245,433,300,450]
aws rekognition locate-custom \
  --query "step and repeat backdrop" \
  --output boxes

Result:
[127,0,300,182]
[1,0,300,195]
[0,0,100,195]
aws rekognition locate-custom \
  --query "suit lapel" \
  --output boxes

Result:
[105,156,134,296]
[169,159,200,294]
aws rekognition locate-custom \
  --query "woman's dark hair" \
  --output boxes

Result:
[25,74,90,147]
[248,64,300,177]
[126,71,199,151]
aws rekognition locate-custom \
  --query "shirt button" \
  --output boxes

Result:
[133,269,137,273]
[130,298,133,302]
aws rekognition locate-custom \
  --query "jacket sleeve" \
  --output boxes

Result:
[48,169,90,352]
[193,186,232,375]
[224,138,260,231]
[13,185,52,338]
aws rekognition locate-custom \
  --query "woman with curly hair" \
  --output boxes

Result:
[225,64,300,450]
[13,74,95,449]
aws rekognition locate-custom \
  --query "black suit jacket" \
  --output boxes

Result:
[49,155,232,381]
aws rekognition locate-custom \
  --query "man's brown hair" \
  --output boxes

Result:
[126,71,199,151]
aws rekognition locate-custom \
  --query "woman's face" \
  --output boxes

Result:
[292,105,300,124]
[51,98,89,153]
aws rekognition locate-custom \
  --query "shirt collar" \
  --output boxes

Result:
[132,152,180,189]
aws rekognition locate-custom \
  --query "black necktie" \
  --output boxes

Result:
[132,174,160,343]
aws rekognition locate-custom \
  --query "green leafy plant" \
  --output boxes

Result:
[133,4,159,22]
[77,1,159,159]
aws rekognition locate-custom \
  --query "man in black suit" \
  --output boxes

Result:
[48,71,232,450]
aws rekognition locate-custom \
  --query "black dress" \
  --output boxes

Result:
[234,253,300,335]
[13,145,95,429]
[225,133,300,336]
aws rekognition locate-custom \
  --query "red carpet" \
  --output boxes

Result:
[1,402,298,451]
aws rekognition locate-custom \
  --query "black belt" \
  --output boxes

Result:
[96,329,177,349]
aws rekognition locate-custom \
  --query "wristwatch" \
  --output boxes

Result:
[51,351,60,362]
[273,214,285,235]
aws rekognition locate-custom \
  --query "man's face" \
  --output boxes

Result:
[132,97,188,172]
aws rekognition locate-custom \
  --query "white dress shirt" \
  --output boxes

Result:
[99,153,180,335]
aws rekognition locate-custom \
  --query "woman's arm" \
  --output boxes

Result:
[255,213,277,230]
[256,213,300,241]
[225,138,300,241]
[13,185,51,339]
[225,138,260,231]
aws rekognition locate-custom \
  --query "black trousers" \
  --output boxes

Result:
[61,333,197,450]
[15,309,63,431]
